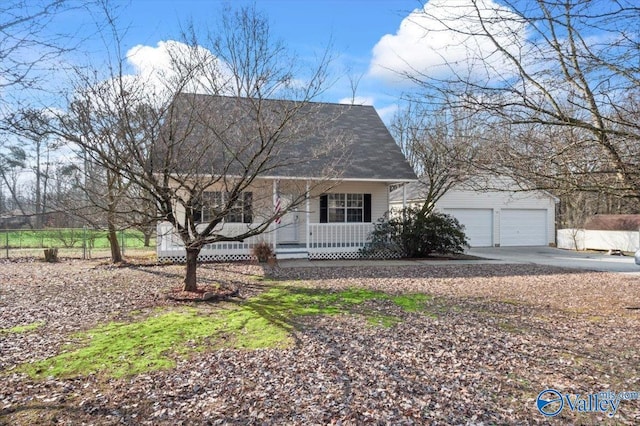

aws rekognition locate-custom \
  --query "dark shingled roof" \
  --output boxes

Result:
[158,94,417,181]
[584,214,640,231]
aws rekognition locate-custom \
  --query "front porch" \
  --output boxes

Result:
[156,222,376,262]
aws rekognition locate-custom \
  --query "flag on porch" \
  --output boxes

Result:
[275,194,282,224]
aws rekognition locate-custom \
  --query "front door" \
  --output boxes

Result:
[277,195,299,243]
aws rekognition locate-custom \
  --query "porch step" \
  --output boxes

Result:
[276,247,309,260]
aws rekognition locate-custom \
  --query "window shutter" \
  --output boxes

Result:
[364,194,372,222]
[193,196,202,223]
[320,194,328,223]
[243,192,253,223]
[193,207,202,223]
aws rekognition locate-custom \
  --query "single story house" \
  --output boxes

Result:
[389,176,558,247]
[157,95,417,261]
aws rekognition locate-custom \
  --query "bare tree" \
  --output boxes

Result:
[403,0,640,199]
[0,0,76,93]
[7,0,158,261]
[0,0,87,227]
[5,109,56,228]
[0,145,27,212]
[148,6,340,290]
[391,102,478,214]
[30,5,341,290]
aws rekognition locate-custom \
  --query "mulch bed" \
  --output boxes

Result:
[165,284,240,302]
[0,258,639,424]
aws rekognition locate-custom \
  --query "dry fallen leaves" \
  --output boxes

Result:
[0,258,638,425]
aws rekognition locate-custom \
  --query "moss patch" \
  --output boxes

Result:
[390,293,432,312]
[243,286,436,333]
[1,321,44,334]
[21,286,433,379]
[22,306,290,379]
[244,286,433,323]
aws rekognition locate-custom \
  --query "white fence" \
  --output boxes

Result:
[157,222,275,262]
[557,228,640,252]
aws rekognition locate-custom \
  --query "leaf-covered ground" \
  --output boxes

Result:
[0,258,639,425]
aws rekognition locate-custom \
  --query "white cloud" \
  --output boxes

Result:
[126,41,184,96]
[369,0,527,84]
[375,104,398,124]
[338,96,374,105]
[126,41,309,100]
[126,40,233,98]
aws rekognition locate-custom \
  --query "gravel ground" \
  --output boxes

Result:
[0,258,639,425]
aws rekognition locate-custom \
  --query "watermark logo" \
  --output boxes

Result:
[536,388,639,418]
[537,389,564,417]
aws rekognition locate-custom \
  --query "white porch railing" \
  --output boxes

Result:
[307,222,374,253]
[157,222,275,261]
[157,222,377,261]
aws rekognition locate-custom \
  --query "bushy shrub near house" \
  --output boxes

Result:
[363,207,468,258]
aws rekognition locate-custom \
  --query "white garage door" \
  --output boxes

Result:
[500,209,547,246]
[444,209,493,247]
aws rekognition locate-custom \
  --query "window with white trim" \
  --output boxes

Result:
[320,193,371,223]
[199,191,253,223]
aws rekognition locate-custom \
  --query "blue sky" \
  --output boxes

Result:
[123,0,420,112]
[43,0,425,121]
[10,0,630,124]
[124,0,414,55]
[25,0,550,122]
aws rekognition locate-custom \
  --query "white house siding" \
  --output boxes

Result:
[157,178,394,261]
[169,179,276,226]
[432,188,556,247]
[311,181,389,221]
[271,180,390,246]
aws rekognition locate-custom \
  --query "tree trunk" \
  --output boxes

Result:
[183,247,200,292]
[35,141,42,229]
[143,230,152,247]
[106,170,122,263]
[107,227,122,263]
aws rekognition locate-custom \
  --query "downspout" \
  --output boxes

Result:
[306,180,310,254]
[272,179,278,252]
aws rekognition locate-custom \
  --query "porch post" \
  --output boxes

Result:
[272,180,278,250]
[306,180,310,252]
[402,182,407,209]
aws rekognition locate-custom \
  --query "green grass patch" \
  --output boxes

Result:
[20,286,434,380]
[365,314,402,327]
[390,293,432,312]
[242,286,434,329]
[22,307,290,379]
[1,321,44,334]
[0,228,154,249]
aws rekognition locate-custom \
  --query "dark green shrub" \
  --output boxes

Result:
[362,207,468,258]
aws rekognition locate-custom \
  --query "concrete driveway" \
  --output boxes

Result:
[468,246,640,274]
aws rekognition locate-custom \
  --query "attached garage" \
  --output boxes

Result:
[443,208,493,247]
[500,209,548,246]
[389,175,558,248]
